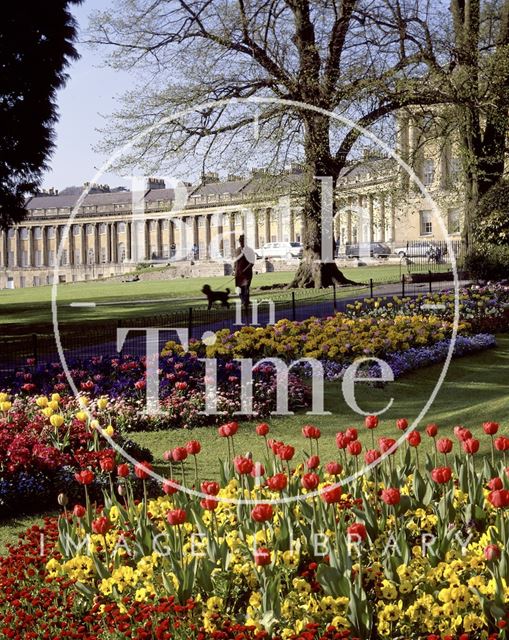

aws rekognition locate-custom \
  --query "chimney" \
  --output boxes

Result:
[201,171,219,184]
[147,177,166,190]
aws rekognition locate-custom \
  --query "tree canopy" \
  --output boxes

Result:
[0,1,81,229]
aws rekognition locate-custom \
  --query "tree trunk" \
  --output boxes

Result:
[290,115,361,288]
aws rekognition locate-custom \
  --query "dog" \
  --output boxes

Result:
[201,284,231,309]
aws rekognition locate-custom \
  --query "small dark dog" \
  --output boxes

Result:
[202,284,231,309]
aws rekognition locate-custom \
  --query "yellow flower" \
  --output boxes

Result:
[51,393,61,402]
[48,400,60,411]
[75,411,88,422]
[206,596,223,613]
[97,397,109,410]
[50,414,64,428]
[36,396,48,407]
[42,407,54,418]
[1,401,12,412]
[104,424,114,437]
[0,393,9,403]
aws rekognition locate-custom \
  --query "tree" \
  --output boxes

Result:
[0,1,81,229]
[90,0,440,287]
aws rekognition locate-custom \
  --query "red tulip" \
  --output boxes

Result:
[200,497,219,511]
[436,438,453,454]
[483,422,500,436]
[266,473,287,492]
[100,457,115,473]
[73,504,86,518]
[488,477,503,491]
[347,522,367,542]
[406,431,421,447]
[268,439,284,454]
[186,440,201,455]
[379,437,396,455]
[117,463,130,478]
[454,426,471,441]
[335,432,349,450]
[321,484,342,504]
[92,516,111,535]
[345,427,358,442]
[306,455,320,470]
[223,421,239,437]
[301,473,320,490]
[325,461,342,476]
[462,438,480,455]
[381,488,401,505]
[74,469,94,485]
[488,489,509,508]
[162,479,180,495]
[134,461,152,479]
[365,415,378,429]
[278,445,295,461]
[302,424,321,439]
[234,456,254,475]
[347,440,362,456]
[256,423,269,436]
[495,437,509,452]
[364,449,381,465]
[172,447,188,462]
[166,508,187,525]
[254,547,271,566]
[426,423,438,437]
[484,544,501,561]
[431,467,452,483]
[396,418,409,430]
[201,481,220,496]
[251,503,273,522]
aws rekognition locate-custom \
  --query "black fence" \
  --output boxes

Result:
[0,271,465,375]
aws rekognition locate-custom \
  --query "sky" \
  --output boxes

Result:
[42,0,134,191]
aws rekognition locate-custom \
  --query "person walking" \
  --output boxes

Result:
[235,234,255,311]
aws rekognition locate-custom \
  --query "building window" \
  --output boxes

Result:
[448,208,461,234]
[423,159,435,186]
[35,250,42,267]
[74,249,81,264]
[8,251,14,267]
[49,250,55,266]
[21,251,28,267]
[60,250,68,265]
[420,210,433,235]
[450,157,461,180]
[100,247,107,263]
[20,276,26,288]
[118,243,126,262]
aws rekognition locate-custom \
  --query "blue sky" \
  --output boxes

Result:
[42,0,133,190]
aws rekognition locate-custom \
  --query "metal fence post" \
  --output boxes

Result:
[401,275,405,297]
[369,278,373,298]
[188,307,193,340]
[292,291,296,321]
[333,283,337,311]
[32,333,38,364]
[428,270,433,294]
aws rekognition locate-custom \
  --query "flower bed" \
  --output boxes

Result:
[4,418,509,638]
[345,283,509,334]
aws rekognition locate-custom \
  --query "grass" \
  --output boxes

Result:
[0,263,444,329]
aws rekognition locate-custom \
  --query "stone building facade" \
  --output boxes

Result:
[0,123,463,288]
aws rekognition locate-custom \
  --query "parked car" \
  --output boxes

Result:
[394,241,435,258]
[345,242,392,259]
[256,241,303,260]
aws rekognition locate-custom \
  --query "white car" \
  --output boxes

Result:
[394,241,435,258]
[256,241,303,260]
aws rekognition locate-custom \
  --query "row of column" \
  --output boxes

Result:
[0,207,299,269]
[338,193,396,245]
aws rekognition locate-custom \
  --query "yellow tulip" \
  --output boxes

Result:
[48,400,60,411]
[0,392,9,403]
[105,425,114,437]
[75,411,88,422]
[36,396,48,408]
[50,414,64,428]
[51,393,61,403]
[97,397,109,410]
[80,397,90,407]
[90,419,100,430]
[42,407,54,417]
[0,401,12,412]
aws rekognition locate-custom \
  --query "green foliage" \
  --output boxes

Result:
[474,181,509,246]
[465,245,509,280]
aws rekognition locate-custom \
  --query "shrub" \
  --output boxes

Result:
[475,180,509,245]
[464,244,509,281]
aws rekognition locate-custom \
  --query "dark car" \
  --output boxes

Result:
[345,242,391,259]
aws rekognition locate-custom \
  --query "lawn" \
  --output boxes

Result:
[0,262,440,329]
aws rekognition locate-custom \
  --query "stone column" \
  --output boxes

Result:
[229,213,236,258]
[12,229,20,267]
[105,223,112,263]
[1,230,7,267]
[217,214,224,257]
[94,224,100,264]
[368,194,374,243]
[379,195,386,242]
[347,199,353,244]
[254,211,260,249]
[192,216,199,258]
[144,220,151,260]
[205,215,212,259]
[156,219,163,259]
[264,209,271,243]
[81,225,87,265]
[27,228,34,267]
[289,210,295,242]
[126,222,132,261]
[41,227,49,266]
[111,222,118,263]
